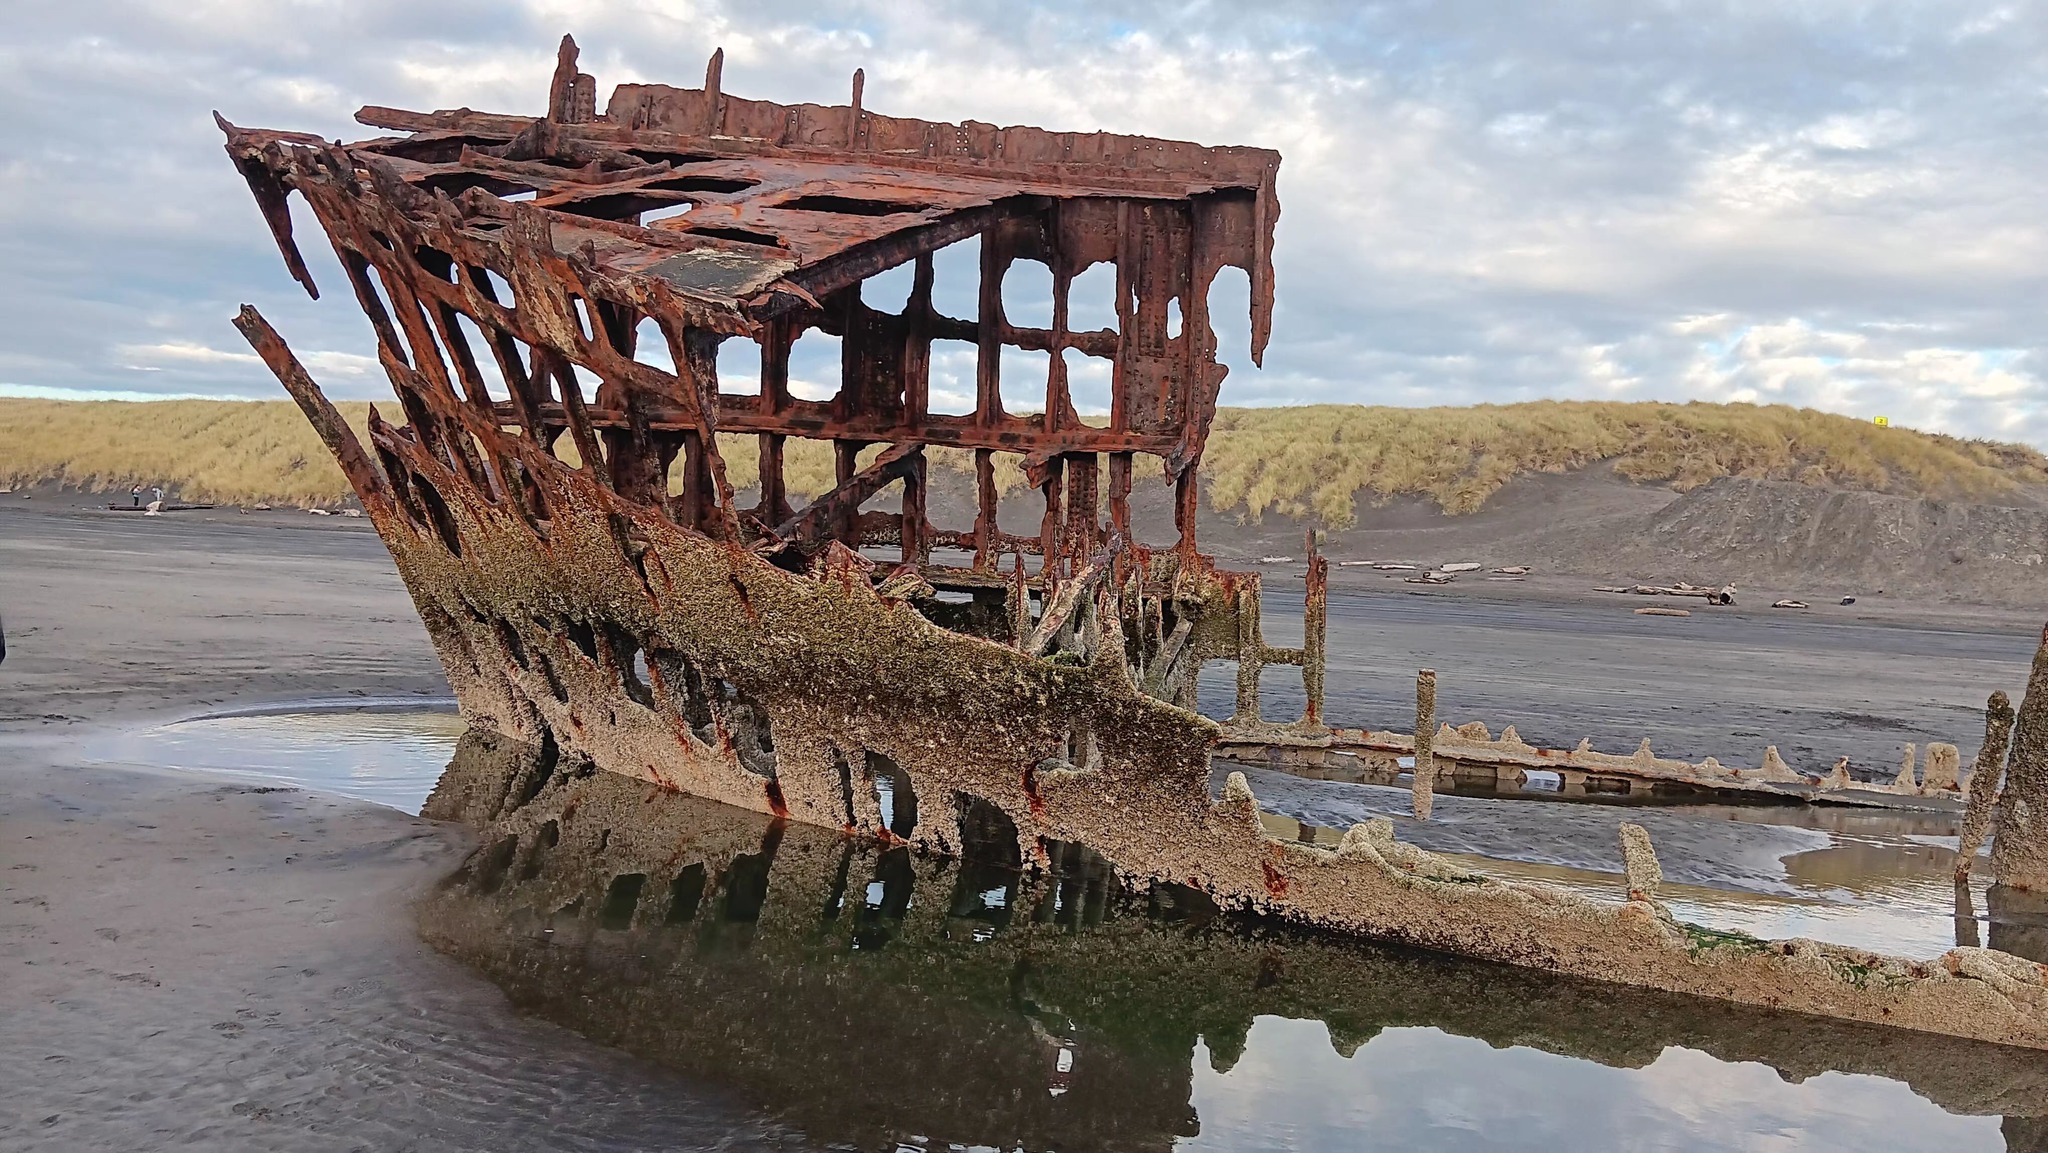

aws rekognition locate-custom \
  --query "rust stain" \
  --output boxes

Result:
[1260,859,1288,899]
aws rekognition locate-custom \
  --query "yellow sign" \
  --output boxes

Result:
[1873,416,1889,428]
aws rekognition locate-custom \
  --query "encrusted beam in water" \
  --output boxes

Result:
[225,35,2048,1050]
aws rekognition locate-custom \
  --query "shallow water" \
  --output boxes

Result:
[85,708,2048,1150]
[83,700,464,812]
[1231,766,1995,958]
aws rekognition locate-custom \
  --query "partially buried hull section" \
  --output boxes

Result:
[223,33,2048,1049]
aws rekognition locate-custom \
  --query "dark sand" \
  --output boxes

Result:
[0,490,2041,1149]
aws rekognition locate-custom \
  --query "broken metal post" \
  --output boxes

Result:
[1413,669,1437,820]
[1924,743,1962,792]
[1992,624,2048,891]
[1302,528,1327,729]
[972,449,998,570]
[1620,822,1662,902]
[1233,583,1263,726]
[1961,690,2019,881]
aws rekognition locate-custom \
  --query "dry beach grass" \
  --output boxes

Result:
[4,396,2043,520]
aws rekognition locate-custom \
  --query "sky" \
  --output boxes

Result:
[3,2,2045,443]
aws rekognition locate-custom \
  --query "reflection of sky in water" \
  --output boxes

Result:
[85,704,462,813]
[1249,772,1993,959]
[1184,1018,1999,1152]
[1442,850,1991,960]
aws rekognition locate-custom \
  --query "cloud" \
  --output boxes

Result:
[115,341,260,368]
[5,1,2048,441]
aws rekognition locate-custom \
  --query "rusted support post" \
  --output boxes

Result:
[1413,669,1437,820]
[760,320,790,417]
[900,447,928,564]
[833,439,862,546]
[701,48,723,132]
[547,35,595,124]
[1065,453,1099,557]
[1036,455,1065,577]
[1107,452,1133,544]
[1173,466,1199,561]
[548,353,611,488]
[904,253,933,421]
[758,433,789,524]
[972,448,998,571]
[975,237,1002,424]
[1233,582,1263,726]
[1958,690,2017,881]
[1992,623,2048,891]
[1008,552,1029,648]
[1302,528,1327,729]
[678,432,713,531]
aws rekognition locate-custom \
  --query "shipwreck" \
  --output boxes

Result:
[224,35,2048,1050]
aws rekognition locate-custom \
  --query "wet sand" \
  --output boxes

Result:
[1220,581,2039,774]
[0,496,2042,1149]
[0,503,808,1150]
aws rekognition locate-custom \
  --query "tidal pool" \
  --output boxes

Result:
[84,699,463,811]
[82,708,2048,1151]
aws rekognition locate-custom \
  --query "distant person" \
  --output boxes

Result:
[152,485,164,505]
[130,484,141,508]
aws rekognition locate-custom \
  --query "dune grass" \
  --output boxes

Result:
[4,397,2041,524]
[1206,401,2048,524]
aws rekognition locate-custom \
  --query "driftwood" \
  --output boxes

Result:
[1599,582,1735,605]
[1771,600,1810,609]
[1439,562,1482,573]
[1492,565,1531,575]
[1405,573,1454,585]
[1634,607,1692,617]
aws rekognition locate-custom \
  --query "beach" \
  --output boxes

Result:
[0,497,807,1150]
[2,492,2042,1150]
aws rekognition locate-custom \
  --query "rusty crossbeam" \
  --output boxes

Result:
[767,441,922,548]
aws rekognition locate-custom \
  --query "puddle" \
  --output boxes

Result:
[79,707,2048,1149]
[83,700,463,812]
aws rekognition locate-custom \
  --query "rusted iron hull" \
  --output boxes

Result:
[222,34,2048,1051]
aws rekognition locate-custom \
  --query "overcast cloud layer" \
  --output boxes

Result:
[4,2,2045,443]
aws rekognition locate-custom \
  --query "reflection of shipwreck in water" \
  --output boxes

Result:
[421,734,2048,1151]
[226,36,2048,1048]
